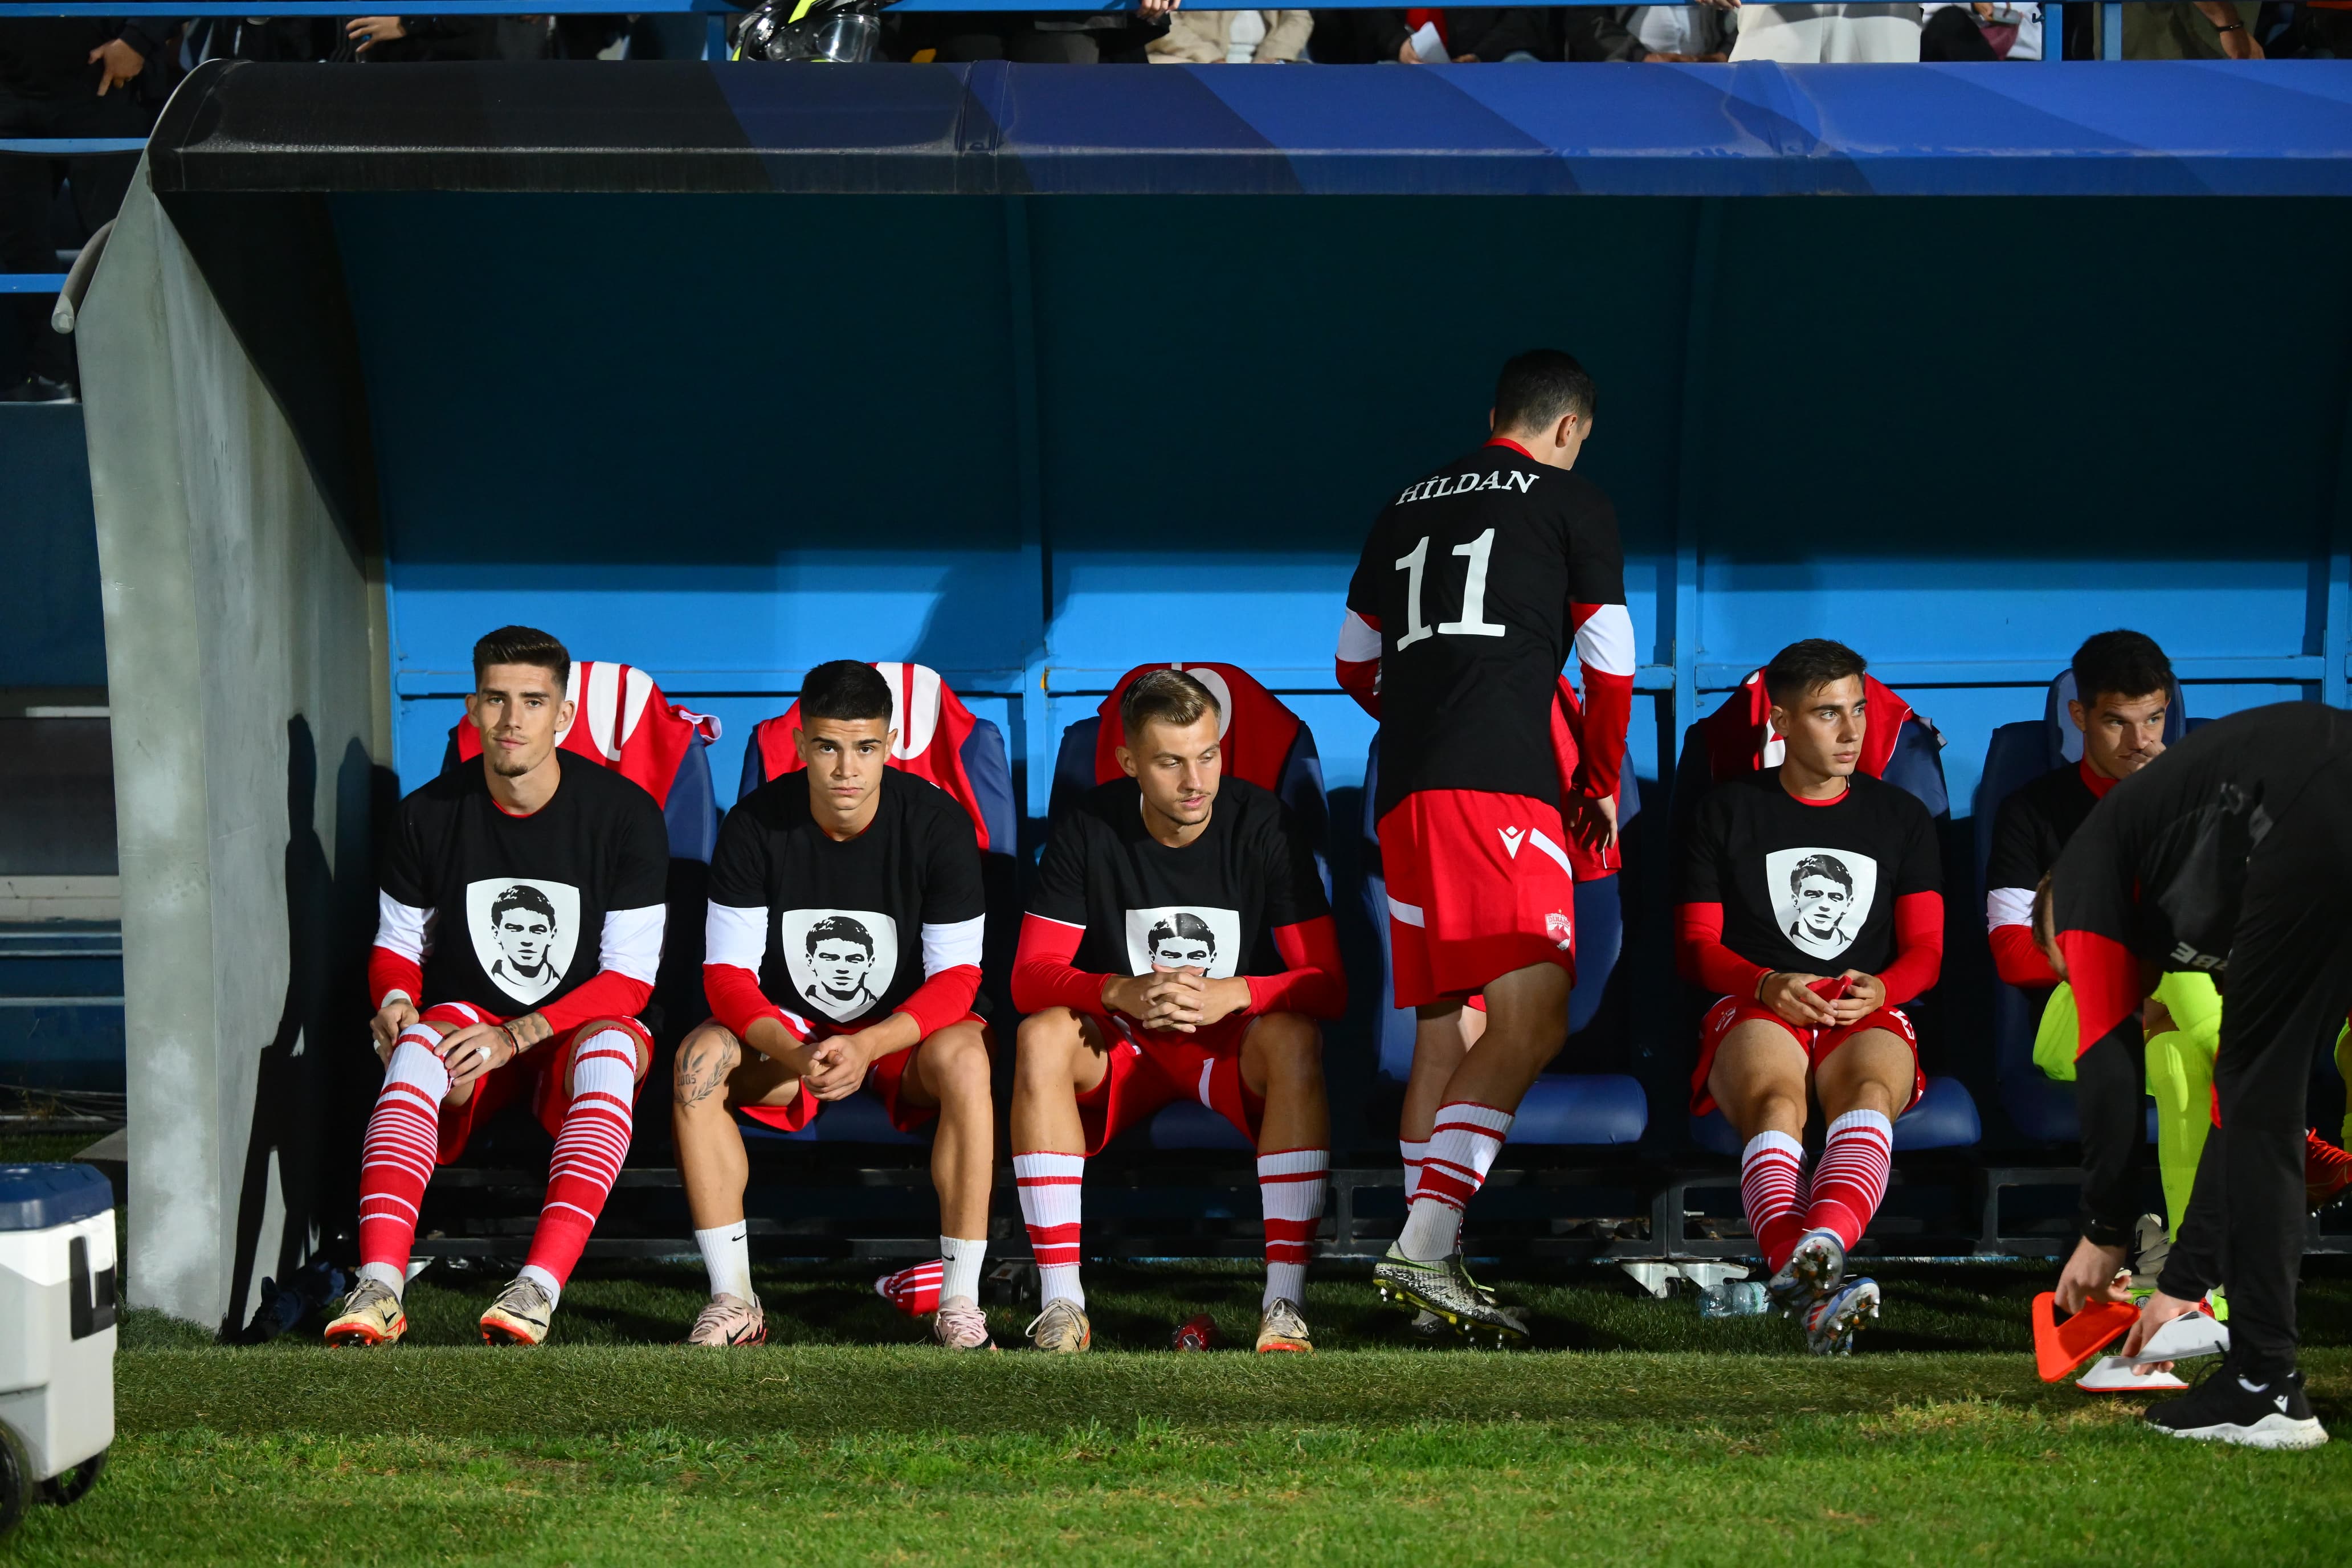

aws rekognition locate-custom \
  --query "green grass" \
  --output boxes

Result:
[7,1261,2349,1566]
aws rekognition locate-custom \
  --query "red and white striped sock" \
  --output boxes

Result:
[1258,1148,1328,1309]
[1015,1150,1085,1307]
[1399,1137,1431,1202]
[1397,1101,1513,1260]
[875,1257,944,1317]
[1740,1130,1808,1272]
[1803,1109,1893,1252]
[355,1028,451,1296]
[520,1028,639,1305]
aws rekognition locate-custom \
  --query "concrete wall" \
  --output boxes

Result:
[77,167,387,1332]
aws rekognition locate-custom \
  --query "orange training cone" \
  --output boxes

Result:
[2031,1291,2138,1382]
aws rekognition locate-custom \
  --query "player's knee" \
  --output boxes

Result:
[1015,1008,1084,1082]
[1255,1014,1324,1089]
[926,1027,993,1102]
[577,1018,650,1079]
[673,1024,739,1105]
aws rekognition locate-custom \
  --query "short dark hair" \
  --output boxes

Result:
[1147,912,1218,956]
[805,914,874,956]
[2071,630,2173,708]
[473,626,570,693]
[1788,854,1854,896]
[1764,639,1868,710]
[1121,669,1220,741]
[801,660,893,725]
[491,883,558,929]
[1493,349,1596,436]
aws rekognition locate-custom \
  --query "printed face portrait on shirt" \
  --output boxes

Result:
[777,908,900,1023]
[1763,847,1877,963]
[465,877,582,1007]
[1122,905,1242,979]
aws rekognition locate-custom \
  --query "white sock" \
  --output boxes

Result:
[357,1261,406,1297]
[1399,1137,1431,1203]
[697,1222,755,1304]
[940,1236,987,1305]
[517,1263,562,1308]
[1015,1150,1085,1308]
[1398,1102,1514,1261]
[1396,1196,1460,1261]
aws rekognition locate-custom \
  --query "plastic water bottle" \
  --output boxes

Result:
[1700,1280,1769,1318]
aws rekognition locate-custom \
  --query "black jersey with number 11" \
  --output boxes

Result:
[1343,440,1631,822]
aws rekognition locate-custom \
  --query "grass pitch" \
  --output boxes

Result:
[5,1259,2349,1566]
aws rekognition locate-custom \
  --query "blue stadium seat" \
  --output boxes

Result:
[1973,670,2184,1144]
[1358,734,1651,1148]
[1672,679,1982,1153]
[1042,664,1332,1153]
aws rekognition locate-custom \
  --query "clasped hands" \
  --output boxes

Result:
[1755,968,1886,1028]
[1103,966,1249,1034]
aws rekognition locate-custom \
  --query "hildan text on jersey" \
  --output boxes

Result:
[1396,469,1540,505]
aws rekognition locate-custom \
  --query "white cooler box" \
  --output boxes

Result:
[0,1163,116,1532]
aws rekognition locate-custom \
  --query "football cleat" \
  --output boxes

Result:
[1026,1297,1092,1354]
[2146,1362,2328,1451]
[1802,1276,1880,1356]
[875,1257,944,1318]
[1768,1228,1847,1316]
[479,1276,556,1346]
[2307,1130,2352,1215]
[1373,1248,1529,1346]
[932,1296,997,1351]
[1256,1298,1313,1354]
[323,1280,406,1348]
[685,1292,766,1348]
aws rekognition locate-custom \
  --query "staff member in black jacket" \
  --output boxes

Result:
[2040,702,2352,1451]
[0,17,182,401]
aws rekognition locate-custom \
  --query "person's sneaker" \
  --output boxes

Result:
[1256,1298,1313,1354]
[685,1292,766,1348]
[479,1276,556,1345]
[1026,1297,1091,1353]
[2307,1130,2352,1214]
[932,1295,996,1351]
[2146,1362,2328,1451]
[322,1280,406,1348]
[1802,1276,1881,1356]
[1373,1248,1529,1346]
[1769,1228,1847,1316]
[875,1257,944,1317]
[0,374,73,405]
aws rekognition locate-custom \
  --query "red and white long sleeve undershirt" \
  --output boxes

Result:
[1675,892,1946,1008]
[1011,910,1346,1023]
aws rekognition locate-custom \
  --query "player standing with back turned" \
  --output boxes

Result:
[1337,350,1635,1341]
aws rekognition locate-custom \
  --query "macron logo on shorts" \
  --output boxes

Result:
[1499,827,1526,858]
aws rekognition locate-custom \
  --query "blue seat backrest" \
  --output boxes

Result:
[1359,733,1643,1084]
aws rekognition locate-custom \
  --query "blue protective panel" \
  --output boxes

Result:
[756,1092,928,1147]
[0,1163,112,1232]
[1511,1074,1649,1147]
[1692,1075,1981,1157]
[0,406,107,688]
[1148,1100,1255,1153]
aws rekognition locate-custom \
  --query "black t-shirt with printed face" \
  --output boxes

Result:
[1347,443,1626,820]
[1030,776,1329,983]
[1676,770,1941,982]
[1987,763,2100,900]
[707,768,986,1032]
[382,750,670,1017]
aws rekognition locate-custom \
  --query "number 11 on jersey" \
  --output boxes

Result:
[1393,528,1506,650]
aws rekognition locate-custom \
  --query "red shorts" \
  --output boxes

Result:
[1689,997,1924,1118]
[421,1001,652,1164]
[1073,1013,1265,1156]
[1378,789,1577,1008]
[736,1012,990,1137]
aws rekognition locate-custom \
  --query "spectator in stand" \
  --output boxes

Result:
[2269,2,2352,56]
[1316,8,1559,62]
[1149,10,1313,62]
[1730,1,1921,61]
[1605,2,1736,59]
[1918,2,2042,58]
[0,15,185,402]
[2126,1,2262,56]
[342,15,551,61]
[189,16,338,63]
[891,0,1177,63]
